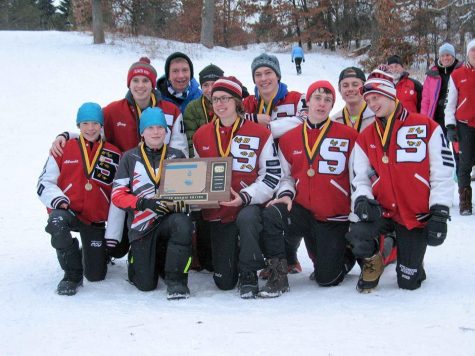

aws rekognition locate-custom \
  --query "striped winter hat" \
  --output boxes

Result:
[361,69,397,101]
[211,76,243,99]
[127,57,157,88]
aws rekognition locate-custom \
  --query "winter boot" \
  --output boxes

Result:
[357,252,384,293]
[239,271,258,299]
[165,273,190,300]
[459,186,472,215]
[259,258,290,298]
[56,239,83,296]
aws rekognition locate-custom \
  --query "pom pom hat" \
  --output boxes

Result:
[361,69,397,101]
[127,57,157,88]
[211,76,243,100]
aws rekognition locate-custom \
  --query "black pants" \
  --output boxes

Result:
[46,209,107,282]
[457,122,475,188]
[128,213,193,292]
[209,205,265,290]
[295,57,303,73]
[191,211,213,271]
[348,218,427,290]
[263,203,348,286]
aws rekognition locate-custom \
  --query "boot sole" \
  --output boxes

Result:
[258,287,290,298]
[167,293,190,300]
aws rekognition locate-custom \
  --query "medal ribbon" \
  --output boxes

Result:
[343,102,366,132]
[201,96,217,123]
[215,117,241,157]
[303,118,332,166]
[140,142,167,185]
[257,91,277,115]
[79,134,103,178]
[374,100,399,153]
[135,93,157,117]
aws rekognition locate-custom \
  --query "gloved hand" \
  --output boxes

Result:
[425,204,450,246]
[354,196,382,222]
[345,222,379,259]
[136,198,171,217]
[446,125,457,142]
[173,200,191,214]
[105,239,118,249]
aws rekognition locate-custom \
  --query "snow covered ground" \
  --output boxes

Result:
[0,31,474,356]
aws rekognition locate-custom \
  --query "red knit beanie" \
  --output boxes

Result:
[306,80,336,104]
[211,76,243,99]
[127,57,157,88]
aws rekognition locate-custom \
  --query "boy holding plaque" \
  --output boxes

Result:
[37,103,121,296]
[347,69,453,292]
[111,107,193,300]
[193,76,281,299]
[261,81,358,295]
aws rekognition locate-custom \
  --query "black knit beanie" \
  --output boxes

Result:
[165,52,194,79]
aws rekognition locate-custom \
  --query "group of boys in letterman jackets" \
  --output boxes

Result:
[38,42,474,299]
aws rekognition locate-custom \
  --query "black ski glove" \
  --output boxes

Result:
[354,196,382,222]
[446,125,457,142]
[136,198,171,217]
[345,222,379,259]
[173,200,191,214]
[425,204,450,246]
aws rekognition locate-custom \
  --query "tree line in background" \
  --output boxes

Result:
[1,0,473,70]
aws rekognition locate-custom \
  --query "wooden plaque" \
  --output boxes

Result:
[158,157,232,209]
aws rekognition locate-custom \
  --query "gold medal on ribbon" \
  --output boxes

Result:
[374,101,399,164]
[215,117,241,157]
[303,118,332,178]
[79,135,103,191]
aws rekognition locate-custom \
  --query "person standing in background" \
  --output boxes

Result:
[291,44,305,75]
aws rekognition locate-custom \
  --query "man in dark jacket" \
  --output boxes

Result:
[156,52,202,113]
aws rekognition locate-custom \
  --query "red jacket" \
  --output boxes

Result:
[278,121,358,221]
[352,105,454,229]
[395,73,422,113]
[37,138,121,224]
[103,94,187,155]
[445,63,475,127]
[193,118,280,223]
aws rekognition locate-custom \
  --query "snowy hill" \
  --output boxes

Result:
[0,31,473,356]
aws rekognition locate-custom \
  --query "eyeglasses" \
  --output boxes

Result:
[211,96,233,104]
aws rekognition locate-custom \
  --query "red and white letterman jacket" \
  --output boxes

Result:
[193,118,281,223]
[37,138,121,225]
[277,120,358,222]
[352,104,454,229]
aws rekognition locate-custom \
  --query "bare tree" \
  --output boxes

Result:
[92,0,104,44]
[201,0,215,48]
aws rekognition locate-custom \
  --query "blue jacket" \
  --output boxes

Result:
[291,46,305,60]
[156,76,202,113]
